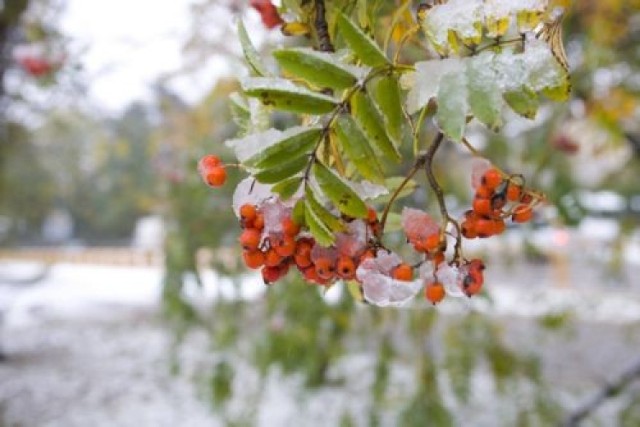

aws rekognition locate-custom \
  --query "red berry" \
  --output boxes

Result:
[482,168,503,191]
[239,228,261,251]
[281,217,301,237]
[367,207,378,223]
[204,166,226,187]
[262,265,287,284]
[506,182,522,202]
[472,197,492,216]
[199,154,221,169]
[315,257,335,280]
[273,235,296,257]
[392,263,413,281]
[336,256,356,280]
[253,213,265,231]
[512,204,533,223]
[423,234,441,252]
[425,282,445,305]
[243,250,265,269]
[240,204,258,224]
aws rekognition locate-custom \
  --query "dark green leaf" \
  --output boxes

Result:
[372,75,404,146]
[273,48,358,90]
[313,161,368,219]
[351,90,401,162]
[336,11,389,67]
[334,114,384,183]
[254,156,307,184]
[271,177,303,200]
[243,77,337,114]
[503,86,539,119]
[238,20,268,77]
[248,127,322,168]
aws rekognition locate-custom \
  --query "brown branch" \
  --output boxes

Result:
[562,356,640,427]
[314,0,334,52]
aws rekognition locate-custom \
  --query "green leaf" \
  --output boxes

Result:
[271,177,303,200]
[372,75,404,146]
[374,177,417,203]
[313,161,368,219]
[237,20,268,77]
[466,54,503,131]
[248,127,322,168]
[242,77,338,114]
[292,198,306,226]
[229,93,251,135]
[273,48,358,90]
[436,71,468,142]
[336,11,389,67]
[305,186,346,232]
[503,86,539,119]
[253,156,307,184]
[304,201,335,247]
[351,90,401,162]
[334,114,384,183]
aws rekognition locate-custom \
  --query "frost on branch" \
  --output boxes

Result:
[356,251,422,307]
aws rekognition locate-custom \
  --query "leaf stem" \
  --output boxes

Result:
[314,0,334,52]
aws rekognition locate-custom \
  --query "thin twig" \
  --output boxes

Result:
[378,159,425,236]
[562,356,640,427]
[314,0,334,52]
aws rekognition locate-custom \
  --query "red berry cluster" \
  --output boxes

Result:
[238,203,415,287]
[461,168,535,239]
[249,0,283,29]
[198,155,227,188]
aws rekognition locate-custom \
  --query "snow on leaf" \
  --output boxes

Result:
[349,180,389,200]
[260,199,289,236]
[356,253,422,307]
[335,220,368,258]
[404,58,464,114]
[225,126,313,164]
[484,0,547,19]
[422,0,484,49]
[436,264,466,298]
[401,207,439,242]
[470,158,492,189]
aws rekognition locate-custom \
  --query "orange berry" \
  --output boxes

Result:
[264,248,283,267]
[423,233,441,252]
[253,213,265,231]
[475,185,493,199]
[512,204,533,223]
[273,235,296,257]
[302,266,330,286]
[482,168,503,191]
[472,197,492,216]
[392,263,413,281]
[205,166,226,187]
[239,228,262,251]
[240,204,257,223]
[336,256,356,280]
[243,250,265,269]
[475,217,495,238]
[493,218,506,235]
[521,193,534,204]
[506,183,522,202]
[425,282,445,305]
[294,253,312,269]
[314,257,335,280]
[281,217,301,237]
[461,220,478,239]
[199,154,221,169]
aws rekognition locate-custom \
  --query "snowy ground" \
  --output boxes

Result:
[1,260,640,426]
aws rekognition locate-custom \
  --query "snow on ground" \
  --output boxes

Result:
[1,260,640,426]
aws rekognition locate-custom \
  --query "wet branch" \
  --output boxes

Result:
[314,0,333,52]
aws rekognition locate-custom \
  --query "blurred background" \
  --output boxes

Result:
[1,0,639,426]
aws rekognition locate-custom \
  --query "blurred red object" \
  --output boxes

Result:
[551,133,579,154]
[250,0,283,29]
